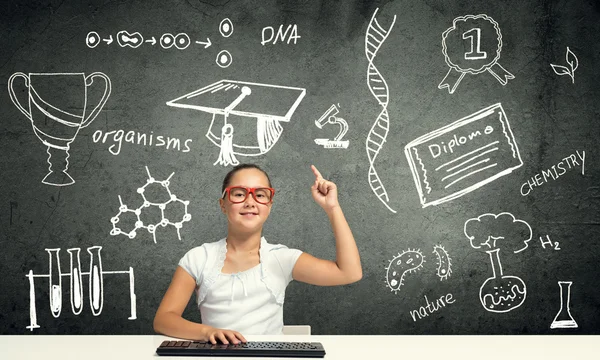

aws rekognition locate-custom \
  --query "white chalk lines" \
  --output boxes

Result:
[464,211,532,255]
[365,8,397,213]
[439,14,514,94]
[385,249,425,294]
[87,18,235,67]
[390,210,578,321]
[87,30,206,50]
[216,18,234,68]
[479,248,526,313]
[314,104,349,149]
[25,246,136,331]
[385,244,453,294]
[167,79,306,166]
[8,72,112,186]
[432,245,452,281]
[405,103,522,207]
[551,47,578,83]
[219,18,234,38]
[110,166,191,243]
[438,142,499,189]
[551,281,578,329]
[261,24,300,45]
[464,212,532,313]
[520,150,585,196]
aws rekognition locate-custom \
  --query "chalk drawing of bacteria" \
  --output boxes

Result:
[432,244,453,281]
[385,249,425,294]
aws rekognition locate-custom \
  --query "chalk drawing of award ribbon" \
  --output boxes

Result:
[365,8,397,213]
[439,14,514,94]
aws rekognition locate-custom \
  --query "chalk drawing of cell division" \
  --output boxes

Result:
[166,80,306,166]
[117,30,144,48]
[110,166,191,243]
[439,14,514,94]
[405,103,522,208]
[219,18,234,37]
[161,33,192,50]
[385,249,425,294]
[25,246,136,331]
[216,50,233,68]
[365,7,397,213]
[86,31,101,48]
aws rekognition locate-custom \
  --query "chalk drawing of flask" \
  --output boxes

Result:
[479,248,526,313]
[8,72,111,186]
[550,281,578,329]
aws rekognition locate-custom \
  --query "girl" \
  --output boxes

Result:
[153,163,362,344]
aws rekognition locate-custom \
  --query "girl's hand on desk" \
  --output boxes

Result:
[310,165,340,213]
[204,326,247,345]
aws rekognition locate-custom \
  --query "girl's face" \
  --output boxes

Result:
[219,168,272,234]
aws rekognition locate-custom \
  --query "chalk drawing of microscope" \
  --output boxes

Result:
[24,246,136,331]
[314,104,349,149]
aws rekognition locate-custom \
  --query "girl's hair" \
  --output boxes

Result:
[221,163,272,194]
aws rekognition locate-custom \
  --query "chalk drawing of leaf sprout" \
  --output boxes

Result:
[550,47,578,83]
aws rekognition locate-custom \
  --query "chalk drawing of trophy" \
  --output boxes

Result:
[8,72,111,186]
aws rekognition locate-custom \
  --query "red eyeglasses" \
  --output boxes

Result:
[222,186,275,204]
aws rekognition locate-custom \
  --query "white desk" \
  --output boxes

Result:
[0,335,597,359]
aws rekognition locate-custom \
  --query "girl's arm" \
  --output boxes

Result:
[153,267,246,344]
[292,165,363,286]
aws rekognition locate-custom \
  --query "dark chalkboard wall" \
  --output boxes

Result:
[1,0,599,335]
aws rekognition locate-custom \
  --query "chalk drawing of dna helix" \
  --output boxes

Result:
[365,8,397,213]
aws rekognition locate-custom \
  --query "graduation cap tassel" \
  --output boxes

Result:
[257,117,283,153]
[214,123,239,166]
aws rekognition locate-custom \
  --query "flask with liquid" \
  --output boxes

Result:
[479,248,526,313]
[550,281,578,329]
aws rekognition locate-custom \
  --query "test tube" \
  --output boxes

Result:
[87,246,104,316]
[67,248,84,315]
[46,248,62,317]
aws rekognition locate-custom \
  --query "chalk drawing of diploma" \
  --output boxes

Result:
[365,8,397,213]
[404,103,522,207]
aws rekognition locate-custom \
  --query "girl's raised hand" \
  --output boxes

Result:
[310,165,339,212]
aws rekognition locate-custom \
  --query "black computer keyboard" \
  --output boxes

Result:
[156,340,326,358]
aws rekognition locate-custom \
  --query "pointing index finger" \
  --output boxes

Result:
[311,164,323,181]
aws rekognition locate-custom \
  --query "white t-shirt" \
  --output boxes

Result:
[178,237,302,335]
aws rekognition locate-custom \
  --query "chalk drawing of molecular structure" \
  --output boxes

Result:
[25,246,136,331]
[110,166,191,243]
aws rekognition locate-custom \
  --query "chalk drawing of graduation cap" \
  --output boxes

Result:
[167,80,306,166]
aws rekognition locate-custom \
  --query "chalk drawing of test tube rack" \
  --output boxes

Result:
[166,80,306,166]
[24,246,136,331]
